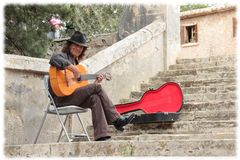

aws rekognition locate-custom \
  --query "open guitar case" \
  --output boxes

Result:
[115,82,183,124]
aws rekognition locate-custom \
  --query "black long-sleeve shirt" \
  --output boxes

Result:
[49,52,79,69]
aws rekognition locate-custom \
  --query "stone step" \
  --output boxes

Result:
[66,132,236,142]
[156,66,235,77]
[111,132,236,141]
[182,101,236,112]
[141,85,237,97]
[169,61,235,70]
[152,72,236,82]
[150,78,236,88]
[87,121,236,137]
[5,138,236,156]
[182,85,236,94]
[184,93,236,102]
[129,90,236,102]
[176,54,236,64]
[123,121,236,135]
[177,110,236,121]
[132,85,236,98]
[141,82,236,92]
[88,127,237,143]
[121,110,236,121]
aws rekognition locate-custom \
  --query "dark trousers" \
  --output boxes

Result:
[53,83,120,140]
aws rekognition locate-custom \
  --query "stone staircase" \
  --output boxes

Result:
[5,54,237,157]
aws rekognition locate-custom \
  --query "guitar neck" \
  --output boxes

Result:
[80,74,98,81]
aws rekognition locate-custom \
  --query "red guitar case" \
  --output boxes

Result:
[115,82,183,124]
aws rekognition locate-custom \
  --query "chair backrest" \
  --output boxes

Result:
[43,75,57,107]
[43,75,50,90]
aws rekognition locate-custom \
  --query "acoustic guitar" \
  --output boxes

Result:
[49,64,111,97]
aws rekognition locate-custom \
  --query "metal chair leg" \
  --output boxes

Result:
[55,110,71,142]
[57,115,69,142]
[77,113,91,141]
[34,102,50,144]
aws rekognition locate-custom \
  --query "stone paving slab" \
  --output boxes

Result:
[5,138,236,157]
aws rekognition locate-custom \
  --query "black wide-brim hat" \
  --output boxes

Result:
[67,31,88,48]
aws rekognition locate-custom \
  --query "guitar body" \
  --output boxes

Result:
[115,82,183,114]
[49,64,89,97]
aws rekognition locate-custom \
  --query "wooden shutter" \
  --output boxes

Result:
[193,24,198,42]
[184,27,188,43]
[233,17,237,37]
[180,26,185,44]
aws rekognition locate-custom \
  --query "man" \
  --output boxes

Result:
[49,31,135,141]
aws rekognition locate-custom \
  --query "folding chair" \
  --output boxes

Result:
[34,75,91,144]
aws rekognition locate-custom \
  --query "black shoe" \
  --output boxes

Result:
[95,136,111,141]
[112,113,136,131]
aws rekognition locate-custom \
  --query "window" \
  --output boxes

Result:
[181,24,198,45]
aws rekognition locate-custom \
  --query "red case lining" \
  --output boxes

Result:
[115,82,183,114]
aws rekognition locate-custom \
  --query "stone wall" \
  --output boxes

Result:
[118,4,166,39]
[84,33,118,59]
[179,5,237,58]
[46,32,118,60]
[4,55,92,145]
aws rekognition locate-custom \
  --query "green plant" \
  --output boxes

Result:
[4,4,125,58]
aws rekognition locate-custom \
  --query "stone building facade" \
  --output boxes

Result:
[179,5,237,58]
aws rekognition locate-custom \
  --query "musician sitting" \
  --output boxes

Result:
[49,31,135,141]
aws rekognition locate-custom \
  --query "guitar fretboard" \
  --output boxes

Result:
[78,74,98,81]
